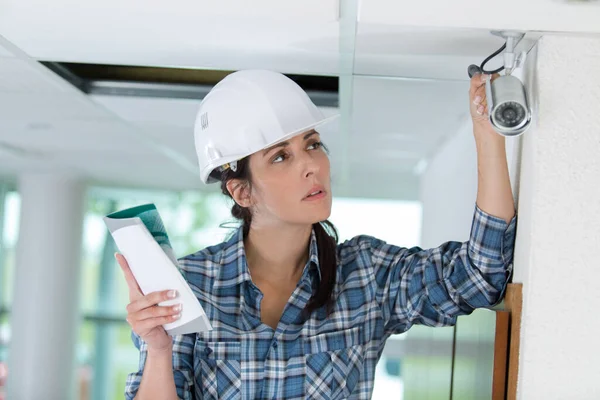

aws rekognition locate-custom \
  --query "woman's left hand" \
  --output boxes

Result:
[468,72,501,133]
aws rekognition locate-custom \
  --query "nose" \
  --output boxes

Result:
[300,151,320,179]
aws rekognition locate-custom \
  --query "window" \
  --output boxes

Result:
[0,185,19,364]
[0,184,18,400]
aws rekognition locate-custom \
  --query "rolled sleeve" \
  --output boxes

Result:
[124,331,196,400]
[370,203,517,336]
[464,204,517,300]
[468,204,517,271]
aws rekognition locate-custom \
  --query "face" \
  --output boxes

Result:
[231,130,332,228]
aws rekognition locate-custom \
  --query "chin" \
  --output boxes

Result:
[287,206,330,226]
[307,204,332,224]
[312,212,331,224]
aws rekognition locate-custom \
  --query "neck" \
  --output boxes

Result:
[244,223,312,284]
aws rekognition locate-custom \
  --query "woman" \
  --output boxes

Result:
[117,70,517,399]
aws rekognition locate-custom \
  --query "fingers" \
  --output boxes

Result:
[471,89,487,116]
[469,72,490,94]
[469,73,492,117]
[126,290,179,314]
[115,253,143,301]
[126,289,179,314]
[125,290,181,336]
[473,86,487,114]
[132,303,182,323]
[129,314,181,337]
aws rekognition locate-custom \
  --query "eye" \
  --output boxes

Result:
[307,141,323,150]
[272,152,288,164]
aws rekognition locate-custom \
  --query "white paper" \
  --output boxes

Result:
[110,221,212,335]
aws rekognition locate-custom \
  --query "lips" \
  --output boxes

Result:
[303,185,326,200]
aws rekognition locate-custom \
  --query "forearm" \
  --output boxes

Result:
[134,347,179,400]
[474,128,516,224]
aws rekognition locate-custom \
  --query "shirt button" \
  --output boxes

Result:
[272,340,278,349]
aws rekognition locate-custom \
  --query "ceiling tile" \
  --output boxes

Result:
[348,75,468,159]
[0,93,114,122]
[0,58,74,93]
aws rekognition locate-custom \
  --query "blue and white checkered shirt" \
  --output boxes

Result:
[125,203,517,399]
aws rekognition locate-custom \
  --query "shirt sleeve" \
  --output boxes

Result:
[124,331,196,400]
[369,203,517,336]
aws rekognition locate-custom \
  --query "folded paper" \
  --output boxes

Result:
[104,204,212,335]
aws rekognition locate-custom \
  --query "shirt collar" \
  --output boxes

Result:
[307,228,321,281]
[213,225,322,289]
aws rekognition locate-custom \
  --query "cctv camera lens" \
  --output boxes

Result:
[502,108,517,121]
[494,102,526,128]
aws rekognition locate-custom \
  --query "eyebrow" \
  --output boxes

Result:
[262,130,319,157]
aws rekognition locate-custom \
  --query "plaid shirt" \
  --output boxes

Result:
[126,203,517,400]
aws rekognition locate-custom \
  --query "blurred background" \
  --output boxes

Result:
[1,1,600,399]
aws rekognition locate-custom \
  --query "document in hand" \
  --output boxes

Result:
[104,203,212,335]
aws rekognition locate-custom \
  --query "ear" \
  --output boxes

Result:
[226,179,252,208]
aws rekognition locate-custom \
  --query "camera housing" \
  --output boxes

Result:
[485,73,532,137]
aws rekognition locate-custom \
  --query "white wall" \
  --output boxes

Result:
[512,34,600,400]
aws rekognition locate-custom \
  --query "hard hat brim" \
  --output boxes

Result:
[201,113,339,184]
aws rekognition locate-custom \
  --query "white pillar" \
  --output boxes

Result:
[513,35,600,399]
[6,173,85,400]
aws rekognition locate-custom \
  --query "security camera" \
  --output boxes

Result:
[485,74,531,136]
[468,31,532,137]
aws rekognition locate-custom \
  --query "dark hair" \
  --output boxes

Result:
[217,156,339,316]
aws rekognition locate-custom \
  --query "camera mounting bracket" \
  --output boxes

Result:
[491,31,526,75]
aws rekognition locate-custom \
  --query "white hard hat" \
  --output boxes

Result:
[193,69,339,184]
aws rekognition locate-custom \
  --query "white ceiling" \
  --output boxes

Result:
[0,1,550,199]
[359,0,600,33]
[0,0,341,76]
[0,37,201,191]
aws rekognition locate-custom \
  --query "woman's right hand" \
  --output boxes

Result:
[115,253,182,352]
